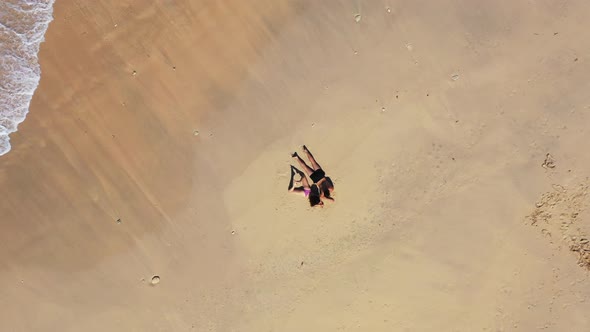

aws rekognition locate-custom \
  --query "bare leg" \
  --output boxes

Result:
[288,166,297,190]
[289,166,311,196]
[291,165,311,188]
[302,145,322,170]
[292,152,315,175]
[299,171,311,189]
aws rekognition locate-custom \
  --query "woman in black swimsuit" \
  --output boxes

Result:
[291,145,335,201]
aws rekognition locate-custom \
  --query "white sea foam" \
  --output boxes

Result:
[0,0,55,156]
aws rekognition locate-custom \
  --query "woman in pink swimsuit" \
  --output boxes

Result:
[288,165,323,207]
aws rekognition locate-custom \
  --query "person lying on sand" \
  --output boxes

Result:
[288,165,323,207]
[292,145,334,201]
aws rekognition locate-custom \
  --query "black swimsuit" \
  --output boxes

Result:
[310,169,326,184]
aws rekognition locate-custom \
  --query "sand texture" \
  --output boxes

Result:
[2,0,590,331]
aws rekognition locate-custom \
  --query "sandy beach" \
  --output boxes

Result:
[2,0,590,331]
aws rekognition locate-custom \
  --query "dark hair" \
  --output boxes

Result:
[321,177,334,199]
[309,184,322,207]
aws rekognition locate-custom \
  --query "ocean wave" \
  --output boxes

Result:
[0,0,55,156]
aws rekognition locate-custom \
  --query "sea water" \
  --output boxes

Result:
[0,0,55,156]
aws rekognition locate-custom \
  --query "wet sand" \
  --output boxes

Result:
[2,0,590,331]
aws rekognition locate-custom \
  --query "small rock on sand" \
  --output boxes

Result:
[151,275,160,285]
[354,14,361,23]
[193,130,199,136]
[451,73,459,81]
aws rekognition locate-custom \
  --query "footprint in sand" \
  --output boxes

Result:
[542,153,556,169]
[527,181,590,269]
[151,275,160,285]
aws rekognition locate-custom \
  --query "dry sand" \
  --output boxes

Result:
[2,0,590,331]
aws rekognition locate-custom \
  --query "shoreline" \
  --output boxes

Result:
[0,0,55,156]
